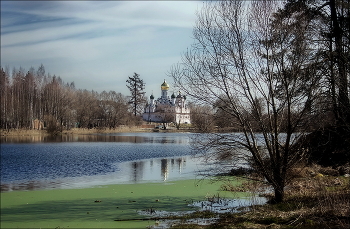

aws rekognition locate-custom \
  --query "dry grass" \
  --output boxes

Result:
[61,126,150,134]
[172,165,350,229]
[220,179,266,194]
[0,124,193,137]
[0,129,47,136]
[0,126,151,137]
[221,166,349,228]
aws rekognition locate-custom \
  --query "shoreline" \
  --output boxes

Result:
[0,126,194,137]
[0,127,151,137]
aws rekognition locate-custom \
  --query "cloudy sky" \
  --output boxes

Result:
[1,1,201,96]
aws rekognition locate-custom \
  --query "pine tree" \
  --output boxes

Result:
[126,73,146,116]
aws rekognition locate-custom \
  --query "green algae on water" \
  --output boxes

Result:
[1,179,246,228]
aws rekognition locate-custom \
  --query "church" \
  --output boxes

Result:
[142,80,191,124]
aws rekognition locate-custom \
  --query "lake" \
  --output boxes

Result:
[1,132,268,228]
[1,132,212,191]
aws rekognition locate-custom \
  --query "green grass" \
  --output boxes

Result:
[1,179,246,228]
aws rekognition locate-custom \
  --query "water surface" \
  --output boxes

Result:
[1,132,208,191]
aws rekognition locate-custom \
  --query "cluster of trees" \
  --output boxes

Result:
[0,65,141,132]
[170,0,349,203]
[190,96,333,133]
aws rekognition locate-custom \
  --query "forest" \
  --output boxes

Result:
[0,64,142,133]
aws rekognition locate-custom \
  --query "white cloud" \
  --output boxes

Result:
[1,1,200,95]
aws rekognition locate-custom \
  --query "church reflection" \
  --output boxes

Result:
[128,157,187,182]
[1,133,191,144]
[161,159,168,181]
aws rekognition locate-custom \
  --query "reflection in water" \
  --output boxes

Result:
[126,157,190,183]
[176,158,186,174]
[129,158,185,182]
[0,134,147,143]
[131,161,144,182]
[0,132,191,144]
[1,155,205,191]
[0,132,202,191]
[161,159,168,181]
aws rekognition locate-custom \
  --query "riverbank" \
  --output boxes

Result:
[0,127,149,137]
[0,125,194,137]
[0,178,251,228]
[0,128,150,143]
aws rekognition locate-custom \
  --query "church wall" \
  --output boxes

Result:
[175,113,191,124]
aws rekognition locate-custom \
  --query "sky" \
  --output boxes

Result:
[1,1,202,97]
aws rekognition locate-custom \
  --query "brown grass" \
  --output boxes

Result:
[1,124,194,137]
[0,129,47,136]
[172,165,350,229]
[0,126,152,137]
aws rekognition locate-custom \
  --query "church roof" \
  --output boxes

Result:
[161,80,170,90]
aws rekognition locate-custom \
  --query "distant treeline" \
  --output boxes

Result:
[0,64,141,132]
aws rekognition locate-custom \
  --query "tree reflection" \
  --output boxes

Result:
[0,134,148,143]
[131,161,144,182]
[161,159,168,181]
[0,133,191,144]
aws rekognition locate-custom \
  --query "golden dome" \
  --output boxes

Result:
[161,80,169,90]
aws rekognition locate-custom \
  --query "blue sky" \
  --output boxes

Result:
[1,1,201,96]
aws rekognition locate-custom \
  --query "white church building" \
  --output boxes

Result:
[142,80,191,124]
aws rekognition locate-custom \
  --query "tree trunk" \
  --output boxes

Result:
[329,0,350,127]
[272,167,285,203]
[273,186,284,204]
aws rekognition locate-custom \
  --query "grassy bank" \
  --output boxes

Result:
[171,165,350,229]
[0,178,249,228]
[0,127,150,137]
[0,125,193,137]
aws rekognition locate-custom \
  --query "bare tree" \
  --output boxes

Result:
[34,64,46,123]
[169,0,322,203]
[24,70,35,128]
[109,91,130,127]
[98,90,130,128]
[190,103,216,132]
[0,68,10,130]
[74,89,99,128]
[160,111,175,130]
[42,76,74,133]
